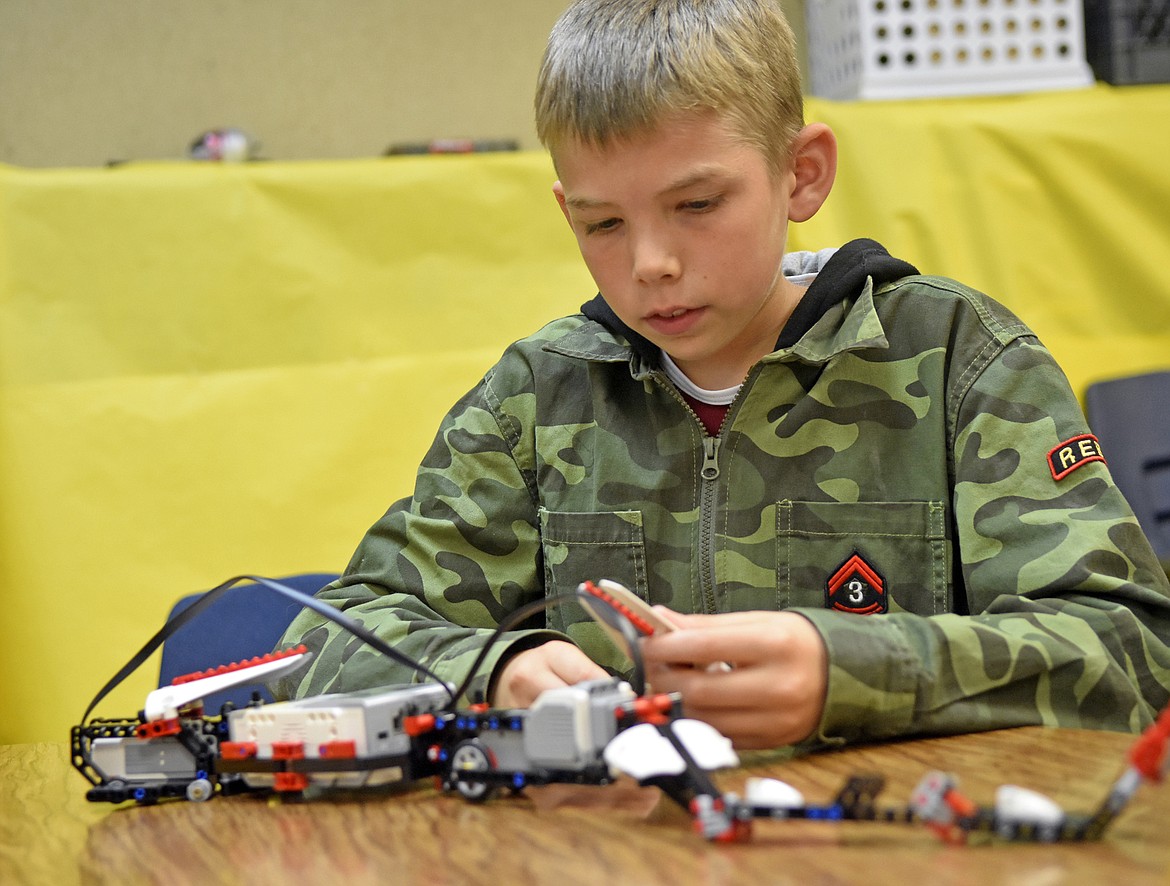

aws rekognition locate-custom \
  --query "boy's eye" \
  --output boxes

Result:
[681,196,722,213]
[584,217,621,235]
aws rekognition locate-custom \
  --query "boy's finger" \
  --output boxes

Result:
[548,644,608,684]
[654,609,778,629]
[643,625,772,665]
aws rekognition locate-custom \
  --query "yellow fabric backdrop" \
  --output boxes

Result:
[2,84,1168,744]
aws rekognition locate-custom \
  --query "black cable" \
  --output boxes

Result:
[613,611,647,696]
[80,574,455,724]
[444,587,653,708]
[243,575,453,696]
[444,592,580,710]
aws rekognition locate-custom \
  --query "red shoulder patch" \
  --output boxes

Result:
[1047,434,1105,481]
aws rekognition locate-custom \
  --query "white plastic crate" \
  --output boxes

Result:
[806,0,1096,99]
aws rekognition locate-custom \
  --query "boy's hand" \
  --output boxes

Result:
[641,610,828,749]
[491,640,608,708]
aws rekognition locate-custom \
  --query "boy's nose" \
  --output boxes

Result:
[630,231,681,283]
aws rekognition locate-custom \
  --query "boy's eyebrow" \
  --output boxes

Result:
[563,194,614,211]
[563,165,732,211]
[659,166,729,195]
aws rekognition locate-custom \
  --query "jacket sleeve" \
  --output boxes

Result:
[271,355,566,703]
[800,336,1170,745]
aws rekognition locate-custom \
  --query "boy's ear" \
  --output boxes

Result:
[787,123,837,223]
[552,181,572,225]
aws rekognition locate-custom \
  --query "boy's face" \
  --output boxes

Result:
[553,111,804,390]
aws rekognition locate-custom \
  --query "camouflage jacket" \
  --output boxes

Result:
[276,239,1170,746]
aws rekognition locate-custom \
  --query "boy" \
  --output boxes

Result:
[275,0,1170,750]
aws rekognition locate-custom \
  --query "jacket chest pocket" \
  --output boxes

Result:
[776,500,950,615]
[539,508,649,632]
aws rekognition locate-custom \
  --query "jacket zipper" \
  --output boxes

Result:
[701,436,721,480]
[698,435,721,614]
[669,369,763,614]
[653,374,725,614]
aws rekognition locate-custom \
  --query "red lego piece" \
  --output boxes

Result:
[171,644,308,685]
[1129,704,1170,782]
[403,713,438,737]
[926,788,977,845]
[582,580,657,635]
[622,694,674,725]
[319,740,357,760]
[219,741,258,760]
[944,787,978,819]
[136,718,181,739]
[271,741,305,760]
[274,772,310,793]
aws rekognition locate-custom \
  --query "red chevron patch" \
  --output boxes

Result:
[826,552,888,615]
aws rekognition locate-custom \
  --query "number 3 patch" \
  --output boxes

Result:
[825,551,888,615]
[1048,434,1106,481]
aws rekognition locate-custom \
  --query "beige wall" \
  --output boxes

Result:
[0,0,808,168]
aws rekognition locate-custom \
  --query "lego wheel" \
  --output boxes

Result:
[450,739,495,803]
[186,778,214,802]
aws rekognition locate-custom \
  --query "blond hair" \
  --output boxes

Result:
[535,0,804,171]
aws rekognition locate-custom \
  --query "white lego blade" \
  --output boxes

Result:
[994,784,1064,825]
[670,719,739,771]
[144,651,310,722]
[604,719,739,782]
[604,723,687,780]
[743,777,805,808]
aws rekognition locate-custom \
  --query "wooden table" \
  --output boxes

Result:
[3,726,1168,885]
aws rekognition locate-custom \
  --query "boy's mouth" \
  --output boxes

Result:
[645,306,704,336]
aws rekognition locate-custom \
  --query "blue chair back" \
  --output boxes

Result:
[1085,371,1170,571]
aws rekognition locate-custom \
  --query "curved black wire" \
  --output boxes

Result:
[445,592,579,710]
[444,587,650,708]
[80,574,455,724]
